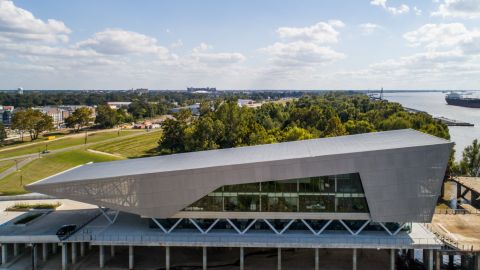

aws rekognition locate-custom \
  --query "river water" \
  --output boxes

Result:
[383,91,480,161]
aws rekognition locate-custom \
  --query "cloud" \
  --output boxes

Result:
[359,23,382,35]
[0,0,71,43]
[403,23,480,53]
[76,28,170,58]
[414,6,423,16]
[370,0,410,15]
[170,39,183,48]
[188,43,245,66]
[276,20,344,44]
[432,0,480,19]
[260,41,345,66]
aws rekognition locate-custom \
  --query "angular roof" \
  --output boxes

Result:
[30,129,450,186]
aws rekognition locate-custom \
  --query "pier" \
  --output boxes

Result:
[403,107,474,126]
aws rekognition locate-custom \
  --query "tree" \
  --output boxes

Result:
[95,105,118,128]
[65,107,94,132]
[11,109,53,140]
[0,123,7,145]
[459,139,480,177]
[281,126,314,142]
[345,120,376,135]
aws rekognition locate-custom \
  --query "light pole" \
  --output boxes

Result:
[84,130,88,145]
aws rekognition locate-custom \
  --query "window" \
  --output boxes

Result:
[184,173,368,213]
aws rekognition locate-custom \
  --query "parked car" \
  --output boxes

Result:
[56,224,77,237]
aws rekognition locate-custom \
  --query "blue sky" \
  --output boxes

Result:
[1,0,480,90]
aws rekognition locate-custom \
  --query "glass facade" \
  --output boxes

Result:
[184,173,369,213]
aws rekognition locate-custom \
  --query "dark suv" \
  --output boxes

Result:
[56,224,77,238]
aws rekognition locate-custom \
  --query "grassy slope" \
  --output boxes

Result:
[90,130,161,158]
[0,160,16,174]
[0,130,142,159]
[0,149,123,195]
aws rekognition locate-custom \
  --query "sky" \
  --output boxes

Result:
[0,0,480,90]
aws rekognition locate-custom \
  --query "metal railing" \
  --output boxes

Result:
[424,223,480,252]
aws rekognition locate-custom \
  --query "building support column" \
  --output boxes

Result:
[352,248,357,270]
[61,244,68,270]
[461,254,467,269]
[474,253,480,270]
[32,244,38,270]
[42,243,47,262]
[1,244,7,265]
[390,249,395,270]
[277,248,282,270]
[128,245,134,270]
[110,245,115,257]
[428,250,434,270]
[448,254,454,269]
[52,243,57,255]
[315,248,319,270]
[13,243,19,257]
[203,247,207,270]
[99,245,105,268]
[240,247,244,270]
[71,242,77,264]
[80,242,85,257]
[165,246,170,270]
[435,251,441,270]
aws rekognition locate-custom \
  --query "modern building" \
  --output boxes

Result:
[107,102,132,110]
[0,129,454,270]
[0,105,14,126]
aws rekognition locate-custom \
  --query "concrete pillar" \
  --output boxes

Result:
[80,242,85,257]
[474,253,480,270]
[352,248,357,270]
[457,183,462,200]
[277,248,282,270]
[71,242,77,264]
[165,246,170,270]
[42,243,47,262]
[448,254,454,269]
[61,244,68,270]
[315,248,319,270]
[13,243,19,257]
[128,245,134,270]
[435,251,441,270]
[52,243,57,254]
[390,249,395,270]
[1,244,7,265]
[203,246,207,270]
[428,250,434,270]
[99,245,105,268]
[240,247,244,270]
[110,245,115,257]
[32,244,38,270]
[461,254,467,269]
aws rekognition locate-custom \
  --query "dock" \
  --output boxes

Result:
[404,107,474,126]
[436,117,474,127]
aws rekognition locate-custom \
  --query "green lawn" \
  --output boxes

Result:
[0,130,143,159]
[0,149,123,195]
[90,130,162,158]
[0,160,16,174]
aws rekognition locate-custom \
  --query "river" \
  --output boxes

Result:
[383,91,480,161]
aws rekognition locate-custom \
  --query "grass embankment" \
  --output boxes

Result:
[0,160,16,174]
[0,130,142,159]
[90,130,161,158]
[6,202,61,211]
[0,149,123,195]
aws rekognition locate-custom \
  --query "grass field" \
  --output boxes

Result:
[0,160,16,174]
[90,130,162,158]
[0,149,123,195]
[0,130,143,159]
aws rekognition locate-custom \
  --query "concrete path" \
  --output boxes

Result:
[0,158,33,180]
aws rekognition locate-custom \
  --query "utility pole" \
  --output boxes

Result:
[84,130,88,145]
